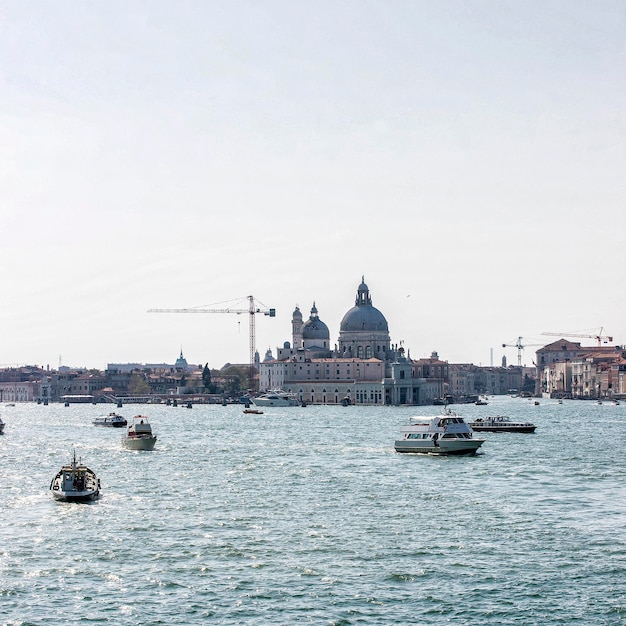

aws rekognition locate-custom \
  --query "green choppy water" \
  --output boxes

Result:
[1,396,625,625]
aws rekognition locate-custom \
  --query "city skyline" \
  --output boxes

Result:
[1,2,624,370]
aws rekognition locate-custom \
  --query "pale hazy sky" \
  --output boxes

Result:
[1,1,624,370]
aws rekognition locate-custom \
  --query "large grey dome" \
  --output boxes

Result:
[302,303,330,340]
[340,306,388,332]
[340,278,388,332]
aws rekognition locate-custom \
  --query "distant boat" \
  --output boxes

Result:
[0,417,4,434]
[243,408,264,415]
[93,412,127,428]
[469,415,536,433]
[122,415,157,451]
[50,451,100,502]
[251,391,300,407]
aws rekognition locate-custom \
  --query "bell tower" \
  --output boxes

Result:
[292,306,303,349]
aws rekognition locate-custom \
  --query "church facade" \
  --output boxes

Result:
[259,278,440,405]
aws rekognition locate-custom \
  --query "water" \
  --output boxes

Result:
[1,397,625,625]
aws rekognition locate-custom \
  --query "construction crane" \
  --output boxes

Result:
[148,296,276,388]
[502,337,544,367]
[541,328,613,347]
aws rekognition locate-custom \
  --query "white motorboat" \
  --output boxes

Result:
[251,391,300,407]
[122,415,157,451]
[394,409,485,455]
[93,412,127,428]
[50,451,101,502]
[469,415,536,433]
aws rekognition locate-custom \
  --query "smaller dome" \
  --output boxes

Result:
[302,319,330,340]
[302,302,330,341]
[292,306,303,320]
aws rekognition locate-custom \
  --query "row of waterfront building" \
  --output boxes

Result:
[260,279,625,403]
[536,339,626,399]
[0,356,531,405]
[1,278,620,404]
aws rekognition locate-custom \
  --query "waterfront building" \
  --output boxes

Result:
[0,366,52,403]
[536,339,585,396]
[537,340,626,399]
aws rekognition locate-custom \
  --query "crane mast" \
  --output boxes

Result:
[148,295,276,390]
[501,337,544,367]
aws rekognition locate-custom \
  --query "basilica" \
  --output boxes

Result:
[258,278,441,405]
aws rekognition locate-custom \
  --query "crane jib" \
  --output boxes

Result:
[147,296,276,390]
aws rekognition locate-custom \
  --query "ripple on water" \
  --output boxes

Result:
[1,399,626,624]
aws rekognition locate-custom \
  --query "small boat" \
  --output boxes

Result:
[469,415,536,433]
[93,412,127,427]
[50,451,101,502]
[122,415,157,451]
[394,408,485,455]
[0,417,4,434]
[251,391,300,407]
[243,408,264,414]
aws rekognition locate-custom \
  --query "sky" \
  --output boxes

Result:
[1,1,625,371]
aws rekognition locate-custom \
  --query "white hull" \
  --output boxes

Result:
[251,398,299,407]
[394,439,484,455]
[122,435,157,451]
